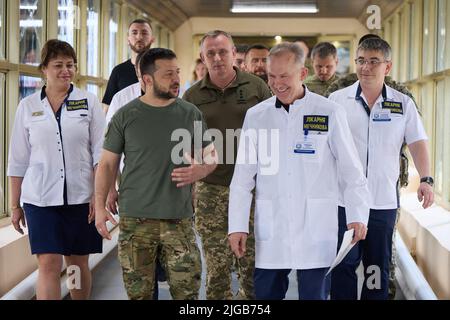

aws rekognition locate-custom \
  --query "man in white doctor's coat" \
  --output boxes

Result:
[228,42,370,300]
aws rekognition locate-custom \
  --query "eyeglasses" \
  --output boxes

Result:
[354,58,390,67]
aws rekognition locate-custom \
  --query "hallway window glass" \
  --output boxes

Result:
[446,0,450,70]
[19,75,42,100]
[58,0,77,46]
[86,83,99,97]
[19,0,44,66]
[422,0,437,76]
[86,0,100,76]
[0,73,5,218]
[408,1,416,80]
[436,0,446,72]
[0,0,5,60]
[434,79,449,199]
[108,1,120,75]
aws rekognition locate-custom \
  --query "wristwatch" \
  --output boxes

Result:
[420,176,434,186]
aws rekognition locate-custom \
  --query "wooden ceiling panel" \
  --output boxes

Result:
[128,0,404,31]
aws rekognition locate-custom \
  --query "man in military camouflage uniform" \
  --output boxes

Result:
[183,30,272,300]
[95,48,217,299]
[304,42,339,96]
[325,34,420,300]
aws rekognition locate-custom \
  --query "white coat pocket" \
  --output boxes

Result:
[306,198,338,242]
[255,199,273,241]
[22,163,44,202]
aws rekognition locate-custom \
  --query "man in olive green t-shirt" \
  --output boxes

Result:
[95,48,216,300]
[183,30,272,300]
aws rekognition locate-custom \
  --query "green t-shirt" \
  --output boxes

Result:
[183,67,272,186]
[103,97,210,219]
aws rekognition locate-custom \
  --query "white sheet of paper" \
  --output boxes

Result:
[326,229,356,275]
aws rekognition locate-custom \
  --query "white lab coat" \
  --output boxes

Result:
[7,86,105,206]
[105,82,142,172]
[329,82,427,209]
[106,82,141,125]
[228,90,370,269]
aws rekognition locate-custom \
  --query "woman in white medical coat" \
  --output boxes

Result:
[7,39,105,300]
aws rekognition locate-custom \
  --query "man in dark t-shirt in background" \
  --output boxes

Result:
[102,19,154,108]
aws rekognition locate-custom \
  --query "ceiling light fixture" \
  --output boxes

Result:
[231,3,319,14]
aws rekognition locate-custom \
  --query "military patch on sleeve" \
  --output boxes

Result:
[382,101,403,114]
[66,99,88,111]
[303,115,329,132]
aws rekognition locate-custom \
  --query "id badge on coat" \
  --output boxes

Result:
[294,130,316,154]
[373,110,391,122]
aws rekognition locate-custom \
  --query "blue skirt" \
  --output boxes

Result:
[23,203,103,256]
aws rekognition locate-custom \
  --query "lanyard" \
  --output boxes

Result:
[355,84,387,116]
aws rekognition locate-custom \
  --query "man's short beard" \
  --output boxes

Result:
[130,43,151,54]
[153,82,178,100]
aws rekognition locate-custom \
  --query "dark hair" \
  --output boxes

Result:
[358,33,381,45]
[139,48,177,77]
[245,44,269,57]
[311,42,337,60]
[358,38,392,60]
[38,39,77,72]
[128,18,153,31]
[235,44,249,54]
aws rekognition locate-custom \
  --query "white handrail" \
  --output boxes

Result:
[1,219,119,300]
[394,230,437,300]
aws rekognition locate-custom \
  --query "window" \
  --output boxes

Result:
[390,14,400,80]
[19,75,42,100]
[86,0,100,76]
[0,73,5,218]
[436,0,446,72]
[86,83,99,97]
[420,83,435,145]
[408,1,416,80]
[0,0,5,60]
[108,1,120,75]
[58,0,77,46]
[383,19,392,46]
[19,0,45,66]
[434,79,449,201]
[422,0,436,76]
[446,0,450,70]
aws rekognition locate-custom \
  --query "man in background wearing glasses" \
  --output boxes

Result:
[328,38,434,300]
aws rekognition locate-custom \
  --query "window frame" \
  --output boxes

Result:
[19,0,46,66]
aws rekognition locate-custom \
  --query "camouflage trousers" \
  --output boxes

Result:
[195,181,256,300]
[388,209,400,299]
[118,216,201,300]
